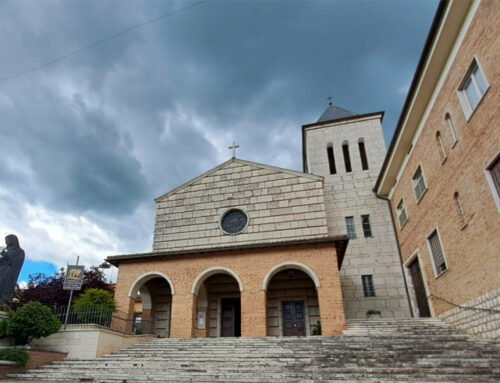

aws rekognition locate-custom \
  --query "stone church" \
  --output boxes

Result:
[108,103,410,338]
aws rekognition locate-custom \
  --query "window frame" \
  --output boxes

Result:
[426,228,448,278]
[485,151,500,215]
[345,216,356,239]
[457,56,490,121]
[361,275,376,298]
[396,199,408,228]
[412,166,428,203]
[361,214,372,238]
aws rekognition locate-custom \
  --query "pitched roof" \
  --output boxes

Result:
[317,104,357,123]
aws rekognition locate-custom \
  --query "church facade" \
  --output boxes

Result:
[108,105,410,338]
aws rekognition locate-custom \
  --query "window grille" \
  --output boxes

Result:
[362,275,376,297]
[345,216,356,239]
[327,145,336,175]
[427,230,447,276]
[412,166,427,201]
[361,215,372,237]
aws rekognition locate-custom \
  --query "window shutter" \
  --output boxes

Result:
[429,231,446,274]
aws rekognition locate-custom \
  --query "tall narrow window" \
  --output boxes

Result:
[427,229,447,276]
[397,200,407,228]
[326,144,336,175]
[358,139,369,170]
[454,192,467,226]
[342,141,352,173]
[361,215,372,237]
[458,57,489,119]
[445,114,458,144]
[486,154,500,213]
[412,166,427,201]
[362,275,376,297]
[345,216,356,239]
[436,131,446,161]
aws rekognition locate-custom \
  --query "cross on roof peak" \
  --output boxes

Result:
[228,141,240,159]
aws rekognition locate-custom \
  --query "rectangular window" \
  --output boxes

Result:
[412,166,427,201]
[362,275,376,297]
[327,146,336,175]
[458,58,489,119]
[427,229,447,276]
[397,200,407,228]
[361,215,372,237]
[345,216,356,239]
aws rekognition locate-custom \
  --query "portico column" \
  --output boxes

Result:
[170,293,196,338]
[241,289,266,337]
[317,284,346,336]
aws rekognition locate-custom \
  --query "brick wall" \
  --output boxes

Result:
[114,242,345,338]
[389,0,500,317]
[0,350,67,379]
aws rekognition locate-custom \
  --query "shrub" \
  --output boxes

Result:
[6,302,61,345]
[73,289,115,326]
[312,320,322,336]
[0,348,29,366]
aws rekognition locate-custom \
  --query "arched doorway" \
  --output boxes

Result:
[263,263,321,336]
[128,272,175,337]
[192,267,243,338]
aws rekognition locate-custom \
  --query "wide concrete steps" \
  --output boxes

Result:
[5,319,500,382]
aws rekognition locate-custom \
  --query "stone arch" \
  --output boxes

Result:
[262,262,320,291]
[191,267,243,295]
[128,271,176,298]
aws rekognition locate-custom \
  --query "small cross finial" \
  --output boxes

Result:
[327,96,333,106]
[228,141,240,159]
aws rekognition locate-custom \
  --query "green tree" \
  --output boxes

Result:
[73,289,115,326]
[5,302,61,345]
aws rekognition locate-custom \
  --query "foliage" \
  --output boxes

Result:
[5,302,61,345]
[15,266,112,309]
[0,348,29,366]
[73,289,115,326]
[366,309,381,315]
[312,320,322,336]
[0,318,8,338]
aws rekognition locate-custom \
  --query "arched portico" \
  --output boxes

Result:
[128,271,175,337]
[191,267,243,295]
[192,267,243,338]
[262,262,320,291]
[264,262,322,336]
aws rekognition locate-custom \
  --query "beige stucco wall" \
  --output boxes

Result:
[29,326,155,359]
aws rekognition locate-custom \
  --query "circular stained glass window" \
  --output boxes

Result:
[220,209,248,234]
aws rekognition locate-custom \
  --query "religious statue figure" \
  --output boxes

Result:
[0,234,25,307]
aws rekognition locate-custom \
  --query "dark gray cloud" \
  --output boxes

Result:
[0,0,438,270]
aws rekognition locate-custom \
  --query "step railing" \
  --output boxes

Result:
[429,294,500,314]
[52,306,156,335]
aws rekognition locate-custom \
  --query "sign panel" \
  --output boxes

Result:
[63,265,85,290]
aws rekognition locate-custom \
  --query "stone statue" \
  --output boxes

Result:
[0,234,25,307]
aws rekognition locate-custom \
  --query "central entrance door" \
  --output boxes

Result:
[282,301,306,336]
[408,258,431,317]
[220,298,241,337]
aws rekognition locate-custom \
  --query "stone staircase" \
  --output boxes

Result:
[4,318,500,382]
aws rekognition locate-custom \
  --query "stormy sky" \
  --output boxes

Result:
[0,0,438,281]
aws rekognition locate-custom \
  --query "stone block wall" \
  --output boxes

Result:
[439,288,500,342]
[303,115,411,319]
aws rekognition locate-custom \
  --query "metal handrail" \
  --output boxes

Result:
[429,294,500,314]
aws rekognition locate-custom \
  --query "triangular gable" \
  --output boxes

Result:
[155,158,322,202]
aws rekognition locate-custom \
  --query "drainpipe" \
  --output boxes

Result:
[374,191,414,318]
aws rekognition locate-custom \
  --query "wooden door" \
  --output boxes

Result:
[282,301,306,336]
[409,259,431,317]
[221,298,241,337]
